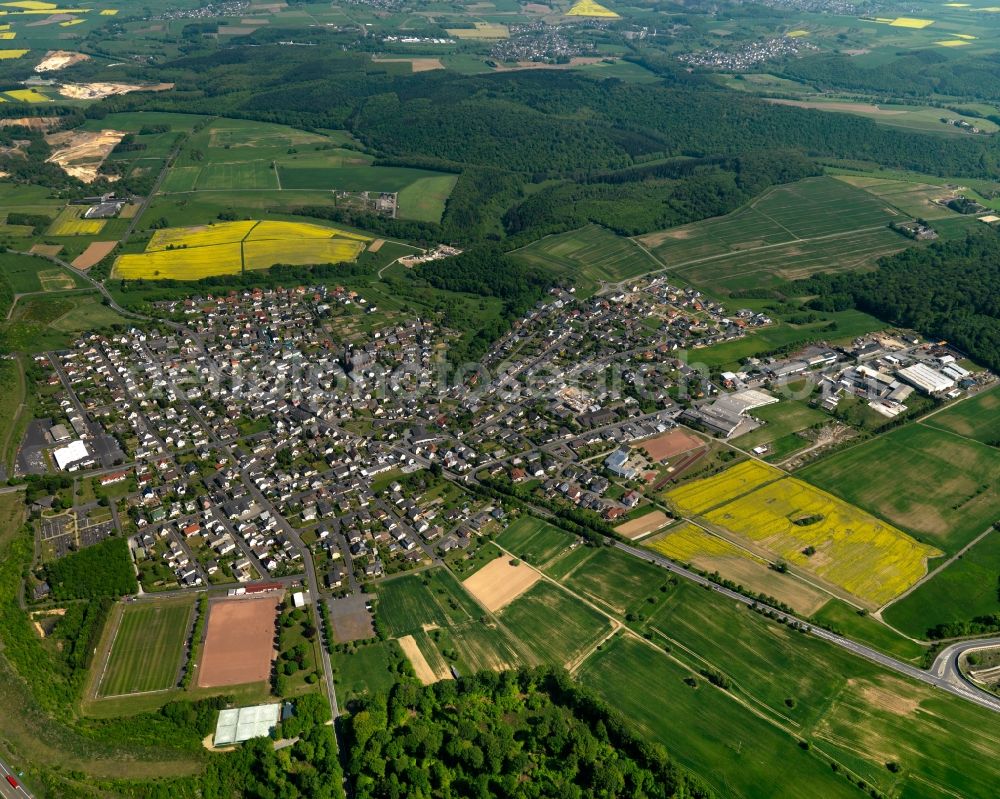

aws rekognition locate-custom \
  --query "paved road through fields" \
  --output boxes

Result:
[617,542,1000,714]
[0,756,32,799]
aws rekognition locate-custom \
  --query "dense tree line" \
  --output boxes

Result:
[780,50,1000,105]
[44,536,138,601]
[503,151,819,237]
[124,48,1000,183]
[344,667,713,799]
[797,230,1000,371]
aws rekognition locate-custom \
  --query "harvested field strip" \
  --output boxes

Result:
[72,240,116,269]
[398,633,450,685]
[99,599,193,697]
[461,555,541,612]
[667,459,784,515]
[614,510,670,540]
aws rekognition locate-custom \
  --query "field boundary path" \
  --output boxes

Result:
[876,526,998,618]
[616,541,1000,713]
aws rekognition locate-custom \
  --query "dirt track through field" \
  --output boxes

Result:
[197,596,279,688]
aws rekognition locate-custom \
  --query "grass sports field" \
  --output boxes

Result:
[884,531,1000,638]
[495,515,577,568]
[112,220,370,279]
[636,176,911,293]
[923,388,1000,444]
[669,461,941,606]
[99,599,193,697]
[800,423,1000,556]
[509,224,660,293]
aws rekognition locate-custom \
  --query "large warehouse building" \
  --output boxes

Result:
[897,363,956,395]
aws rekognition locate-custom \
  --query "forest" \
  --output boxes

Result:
[798,230,1000,372]
[43,536,138,601]
[343,666,713,799]
[780,50,1000,107]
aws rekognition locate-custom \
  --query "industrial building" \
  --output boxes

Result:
[896,363,956,395]
[52,439,91,471]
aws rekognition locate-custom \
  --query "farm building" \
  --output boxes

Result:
[896,363,955,395]
[213,703,285,747]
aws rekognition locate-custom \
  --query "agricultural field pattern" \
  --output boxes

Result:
[1,1,1000,798]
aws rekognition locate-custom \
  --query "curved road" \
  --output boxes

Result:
[617,542,1000,714]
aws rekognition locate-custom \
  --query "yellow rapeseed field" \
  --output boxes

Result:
[667,460,783,515]
[147,221,257,251]
[245,220,370,242]
[566,0,620,18]
[889,17,935,28]
[49,208,105,236]
[244,238,366,271]
[1,1,58,9]
[6,88,49,102]
[115,220,370,280]
[703,477,942,606]
[0,49,28,59]
[647,522,764,564]
[113,243,244,280]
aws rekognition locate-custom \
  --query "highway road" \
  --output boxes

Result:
[617,542,1000,714]
[0,756,31,799]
